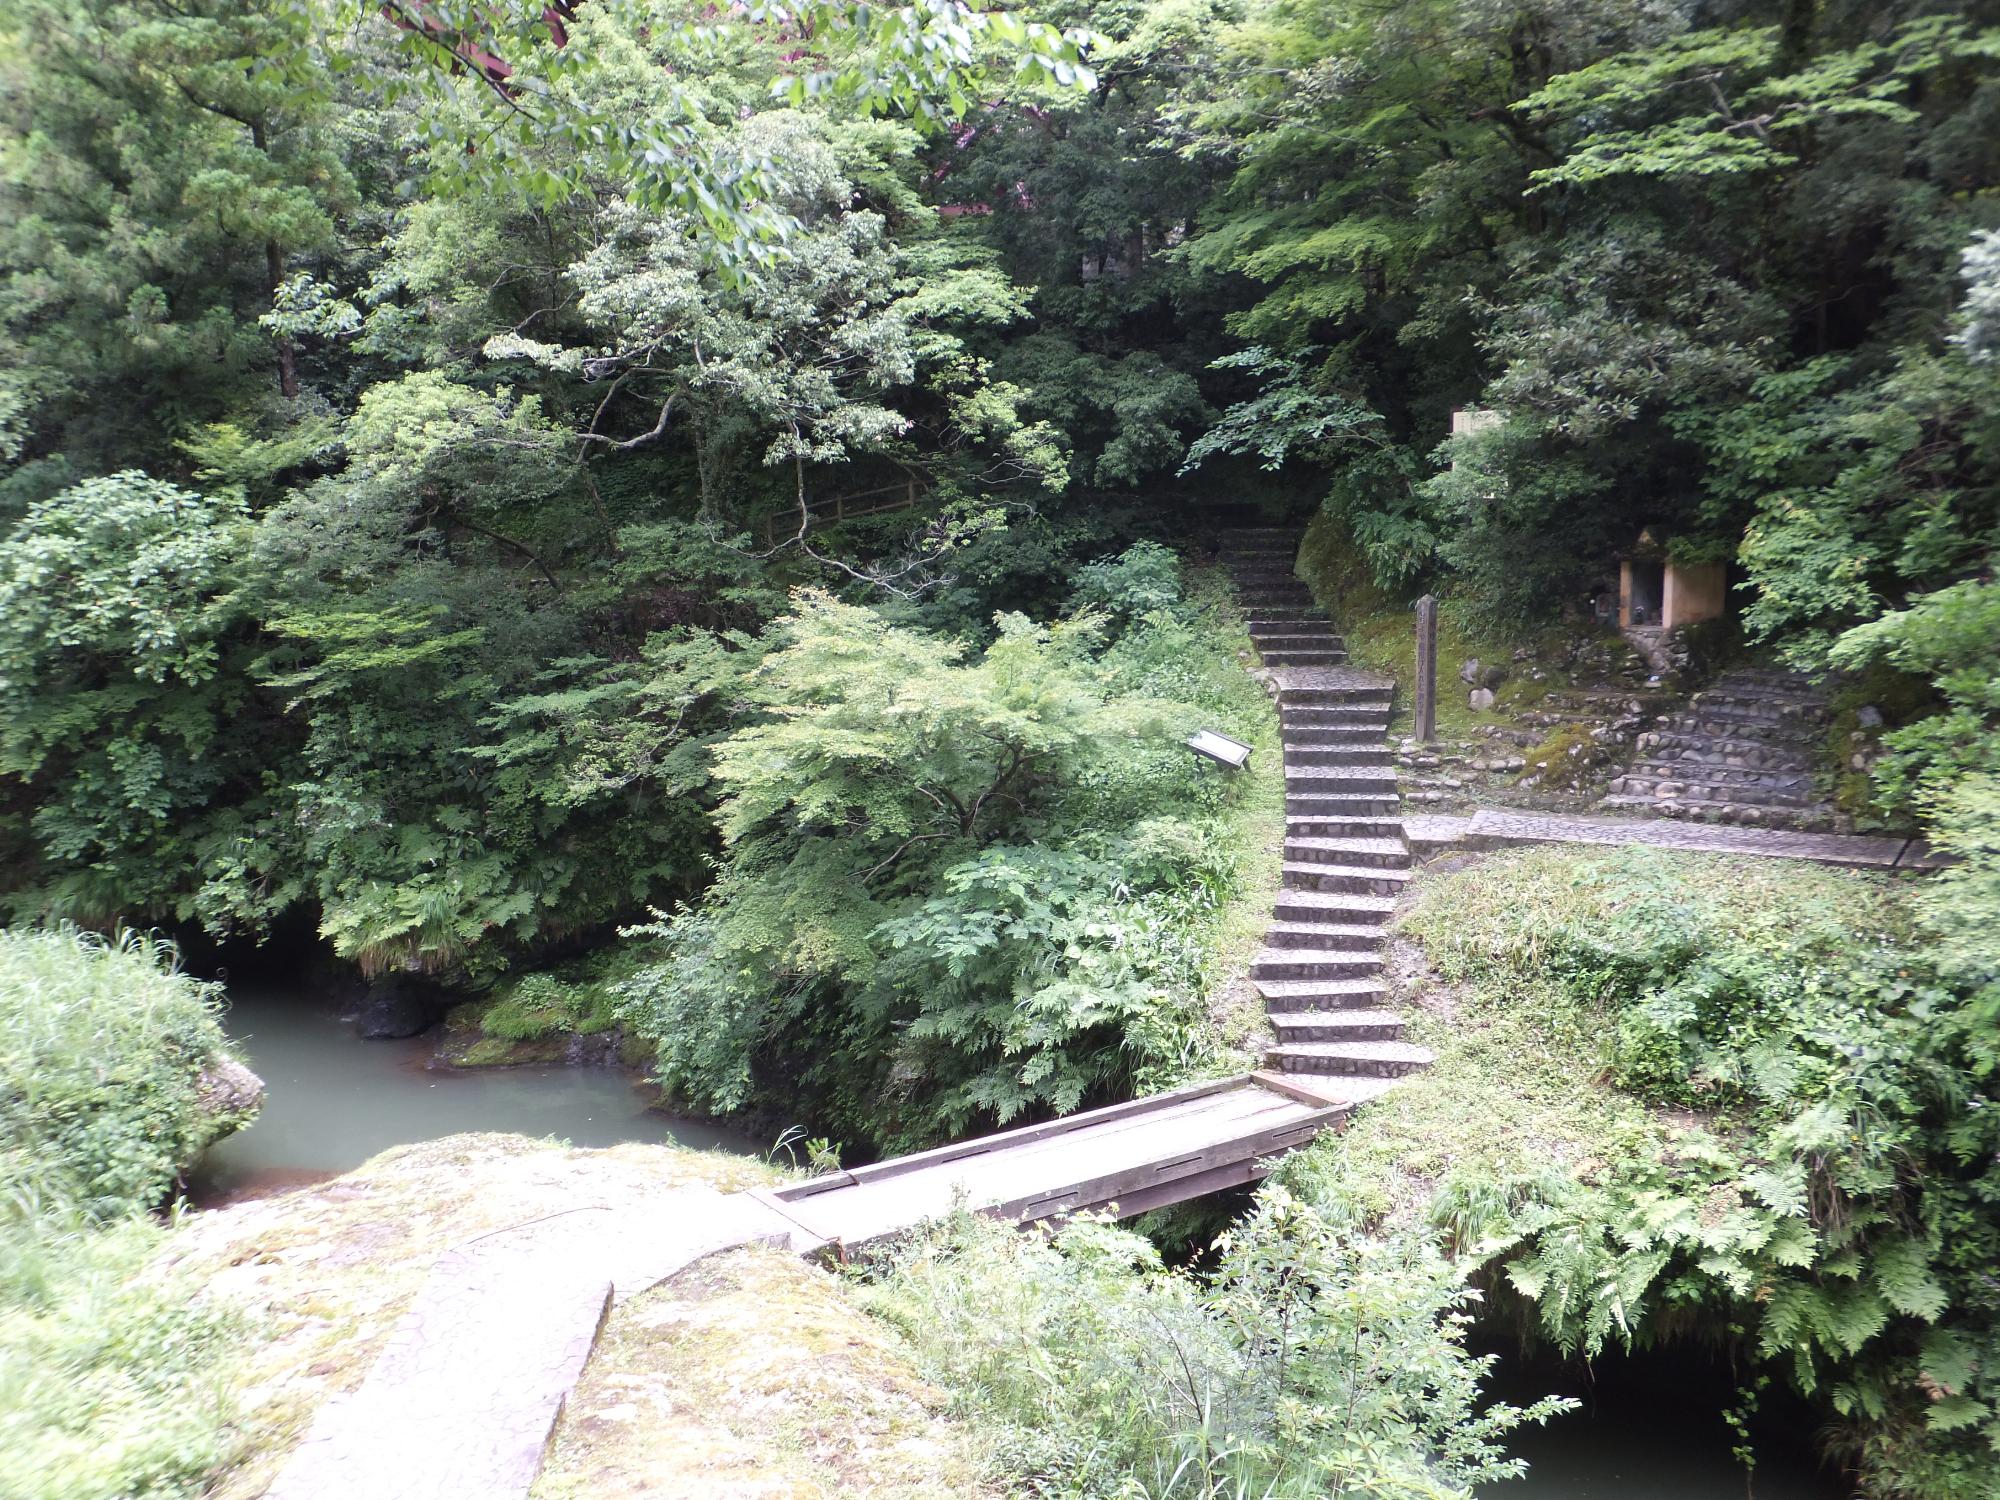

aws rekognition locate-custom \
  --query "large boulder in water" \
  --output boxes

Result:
[353,977,446,1039]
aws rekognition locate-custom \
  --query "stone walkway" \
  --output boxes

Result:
[263,1188,811,1500]
[1404,807,1945,870]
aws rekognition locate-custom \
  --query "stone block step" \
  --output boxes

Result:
[1284,836,1410,869]
[1254,976,1389,1012]
[1287,815,1408,838]
[1282,861,1411,896]
[1263,921,1391,949]
[1286,746,1395,767]
[1244,610,1326,627]
[1283,708,1394,730]
[1282,726,1385,747]
[1262,650,1352,667]
[1284,718,1395,739]
[1268,1008,1407,1043]
[1266,1039,1434,1079]
[1285,793,1402,819]
[1251,631,1344,650]
[1286,768,1398,794]
[1281,687,1394,708]
[1271,889,1398,923]
[1251,946,1386,981]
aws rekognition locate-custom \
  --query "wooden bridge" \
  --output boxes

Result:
[749,1072,1362,1252]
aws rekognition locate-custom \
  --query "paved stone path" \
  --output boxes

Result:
[1404,808,1945,870]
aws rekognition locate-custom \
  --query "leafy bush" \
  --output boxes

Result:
[0,928,252,1216]
[1067,540,1183,627]
[1401,848,2000,1497]
[618,577,1273,1148]
[861,1197,1568,1499]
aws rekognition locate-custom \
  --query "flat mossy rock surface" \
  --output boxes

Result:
[534,1246,991,1499]
[167,1134,783,1500]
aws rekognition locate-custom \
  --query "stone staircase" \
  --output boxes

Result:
[1603,668,1845,831]
[1221,529,1433,1095]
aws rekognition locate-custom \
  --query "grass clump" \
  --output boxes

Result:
[0,1211,243,1500]
[0,926,252,1214]
[0,927,255,1500]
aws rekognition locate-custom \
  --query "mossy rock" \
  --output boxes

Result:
[1520,722,1609,792]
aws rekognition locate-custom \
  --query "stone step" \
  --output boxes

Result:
[1271,889,1398,924]
[1253,1072,1409,1106]
[1537,689,1673,714]
[1600,795,1847,831]
[1254,976,1389,1012]
[1284,836,1410,869]
[1283,712,1394,733]
[1284,793,1402,818]
[1265,1039,1434,1079]
[1285,746,1395,766]
[1720,668,1820,692]
[1282,861,1412,896]
[1261,650,1352,667]
[1284,726,1388,747]
[1624,760,1814,791]
[1287,815,1408,838]
[1263,920,1391,949]
[1633,729,1817,767]
[1653,712,1823,744]
[1609,773,1819,808]
[1686,693,1829,724]
[1268,1008,1407,1043]
[1250,629,1344,649]
[1251,947,1386,981]
[1286,768,1398,794]
[1281,687,1394,708]
[1244,609,1326,626]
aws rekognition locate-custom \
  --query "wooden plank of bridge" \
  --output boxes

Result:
[759,1074,1348,1250]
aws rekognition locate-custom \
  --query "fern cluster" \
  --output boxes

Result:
[1401,847,2000,1497]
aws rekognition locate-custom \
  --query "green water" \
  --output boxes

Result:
[1480,1345,1843,1498]
[188,987,762,1204]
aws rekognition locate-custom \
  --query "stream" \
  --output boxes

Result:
[186,986,762,1205]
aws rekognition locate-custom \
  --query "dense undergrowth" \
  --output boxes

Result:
[1284,847,1999,1498]
[862,1202,1570,1500]
[0,929,253,1500]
